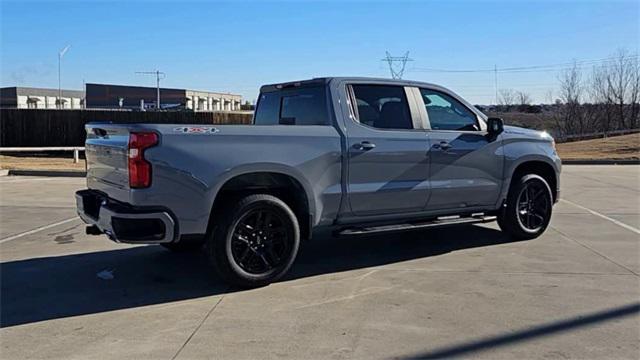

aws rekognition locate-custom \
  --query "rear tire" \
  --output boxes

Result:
[497,174,553,240]
[206,194,300,288]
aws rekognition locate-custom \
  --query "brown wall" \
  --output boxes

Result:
[86,83,186,109]
[0,109,253,147]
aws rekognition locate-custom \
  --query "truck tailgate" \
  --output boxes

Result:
[85,124,130,201]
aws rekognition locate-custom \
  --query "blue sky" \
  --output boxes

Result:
[1,0,638,104]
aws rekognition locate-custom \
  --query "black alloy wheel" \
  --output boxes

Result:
[516,179,551,232]
[207,194,300,288]
[497,174,553,240]
[230,208,291,274]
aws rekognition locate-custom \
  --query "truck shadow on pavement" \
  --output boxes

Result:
[1,225,520,328]
[291,225,520,279]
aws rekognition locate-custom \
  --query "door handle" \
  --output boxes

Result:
[353,141,376,151]
[432,141,452,150]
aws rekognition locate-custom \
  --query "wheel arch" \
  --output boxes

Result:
[207,165,315,240]
[506,159,559,203]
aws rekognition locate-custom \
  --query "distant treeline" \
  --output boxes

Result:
[481,49,639,138]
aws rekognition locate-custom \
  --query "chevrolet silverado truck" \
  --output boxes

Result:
[76,77,561,287]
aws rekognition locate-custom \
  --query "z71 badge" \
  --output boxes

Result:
[173,126,220,134]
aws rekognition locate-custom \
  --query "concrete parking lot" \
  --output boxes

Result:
[1,165,638,359]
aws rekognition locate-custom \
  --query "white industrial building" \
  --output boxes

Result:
[0,87,84,109]
[185,90,242,111]
[2,85,243,112]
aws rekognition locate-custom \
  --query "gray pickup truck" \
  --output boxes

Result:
[76,77,561,287]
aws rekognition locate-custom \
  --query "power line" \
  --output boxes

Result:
[417,63,636,75]
[382,51,413,79]
[410,56,617,72]
[408,55,638,74]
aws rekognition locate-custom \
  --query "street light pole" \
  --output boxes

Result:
[58,54,61,105]
[494,64,498,106]
[58,45,71,109]
[156,70,160,110]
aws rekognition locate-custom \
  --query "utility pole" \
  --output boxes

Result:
[382,51,413,79]
[135,70,165,110]
[58,45,71,109]
[494,64,498,106]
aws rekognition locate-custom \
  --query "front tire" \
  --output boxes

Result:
[206,194,300,288]
[498,174,553,240]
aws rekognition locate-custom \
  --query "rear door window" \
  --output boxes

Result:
[350,85,413,130]
[254,87,329,125]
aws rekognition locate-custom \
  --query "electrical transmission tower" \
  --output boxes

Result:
[135,70,166,110]
[382,51,413,79]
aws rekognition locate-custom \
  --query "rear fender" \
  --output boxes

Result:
[206,163,317,225]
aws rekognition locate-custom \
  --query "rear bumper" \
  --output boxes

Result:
[75,189,176,244]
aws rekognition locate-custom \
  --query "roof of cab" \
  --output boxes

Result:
[259,77,441,93]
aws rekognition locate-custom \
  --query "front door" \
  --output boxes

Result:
[418,87,504,211]
[345,84,430,216]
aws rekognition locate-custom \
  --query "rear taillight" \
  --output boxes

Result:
[128,132,158,188]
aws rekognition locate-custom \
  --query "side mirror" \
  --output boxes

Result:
[487,117,504,137]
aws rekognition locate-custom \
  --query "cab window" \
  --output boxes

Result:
[254,92,280,125]
[420,89,479,131]
[254,86,329,125]
[350,85,413,130]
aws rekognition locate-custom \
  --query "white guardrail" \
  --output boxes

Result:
[0,147,85,163]
[556,128,640,142]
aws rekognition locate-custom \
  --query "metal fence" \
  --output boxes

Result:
[0,109,253,147]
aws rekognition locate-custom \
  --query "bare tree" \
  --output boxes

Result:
[589,65,615,134]
[628,56,639,129]
[555,61,584,136]
[606,49,636,129]
[544,90,555,104]
[498,89,516,107]
[516,91,531,105]
[560,62,583,104]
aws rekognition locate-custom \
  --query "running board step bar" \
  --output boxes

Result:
[338,214,497,236]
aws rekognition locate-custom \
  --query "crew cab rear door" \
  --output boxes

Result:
[343,83,430,216]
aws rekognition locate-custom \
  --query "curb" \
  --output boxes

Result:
[7,169,86,177]
[562,159,640,165]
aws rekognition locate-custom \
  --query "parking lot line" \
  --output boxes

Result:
[560,198,640,235]
[0,217,80,244]
[171,296,226,360]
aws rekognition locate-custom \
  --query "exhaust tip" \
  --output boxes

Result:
[86,225,102,235]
